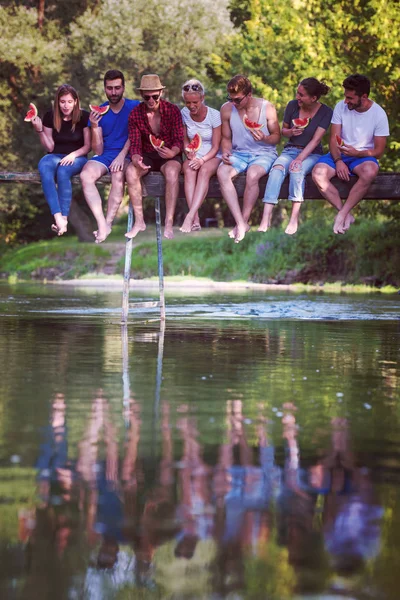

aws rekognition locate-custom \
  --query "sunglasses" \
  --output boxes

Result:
[226,93,248,105]
[182,83,203,93]
[143,94,161,101]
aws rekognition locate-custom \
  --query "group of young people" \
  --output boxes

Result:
[30,69,390,243]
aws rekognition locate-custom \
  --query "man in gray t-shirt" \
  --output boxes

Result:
[312,74,389,234]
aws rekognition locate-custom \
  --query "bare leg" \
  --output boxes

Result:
[242,164,267,224]
[80,161,111,243]
[180,158,220,233]
[180,160,198,233]
[125,162,147,239]
[285,201,302,235]
[161,160,181,239]
[312,162,355,234]
[333,162,379,234]
[105,165,128,227]
[258,203,274,232]
[217,163,248,243]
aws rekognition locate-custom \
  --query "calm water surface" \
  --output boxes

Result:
[0,283,399,600]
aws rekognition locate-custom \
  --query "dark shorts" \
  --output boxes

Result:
[142,151,182,172]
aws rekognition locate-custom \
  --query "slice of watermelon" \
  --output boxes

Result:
[89,104,110,115]
[335,134,345,147]
[149,134,165,150]
[292,117,310,129]
[24,103,38,122]
[243,115,263,131]
[185,133,202,153]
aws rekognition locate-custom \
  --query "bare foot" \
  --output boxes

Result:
[285,220,298,235]
[125,222,146,240]
[164,225,175,240]
[228,226,237,239]
[93,221,112,240]
[95,223,112,243]
[179,215,194,234]
[52,216,68,236]
[234,224,249,243]
[191,222,201,232]
[333,211,347,235]
[343,213,355,231]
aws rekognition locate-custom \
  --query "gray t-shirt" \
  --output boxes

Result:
[283,100,333,154]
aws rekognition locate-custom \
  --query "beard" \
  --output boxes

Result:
[107,93,123,104]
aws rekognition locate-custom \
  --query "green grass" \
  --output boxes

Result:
[1,216,399,289]
[0,237,111,280]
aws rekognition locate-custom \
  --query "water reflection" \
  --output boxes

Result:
[0,286,399,599]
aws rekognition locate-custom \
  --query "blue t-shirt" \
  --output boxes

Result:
[89,98,139,153]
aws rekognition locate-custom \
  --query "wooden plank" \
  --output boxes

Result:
[0,170,399,199]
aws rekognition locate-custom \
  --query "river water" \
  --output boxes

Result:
[0,282,399,599]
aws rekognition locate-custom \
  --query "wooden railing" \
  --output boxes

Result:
[1,171,400,199]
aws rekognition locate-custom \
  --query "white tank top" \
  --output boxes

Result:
[230,100,277,154]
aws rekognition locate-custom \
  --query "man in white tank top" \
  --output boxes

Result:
[312,74,389,234]
[217,75,280,243]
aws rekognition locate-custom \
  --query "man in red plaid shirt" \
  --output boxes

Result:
[126,74,184,239]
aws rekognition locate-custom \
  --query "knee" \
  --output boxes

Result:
[111,170,125,187]
[312,164,328,185]
[125,164,140,184]
[246,169,263,185]
[217,166,231,184]
[357,163,379,183]
[38,155,53,175]
[164,166,180,183]
[80,166,96,185]
[270,164,285,175]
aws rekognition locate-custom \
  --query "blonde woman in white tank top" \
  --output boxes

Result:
[180,79,222,233]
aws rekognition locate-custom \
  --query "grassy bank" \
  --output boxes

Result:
[1,216,399,290]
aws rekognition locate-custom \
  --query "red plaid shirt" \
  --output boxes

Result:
[128,100,184,156]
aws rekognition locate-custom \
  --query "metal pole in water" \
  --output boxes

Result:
[155,196,166,321]
[121,203,134,324]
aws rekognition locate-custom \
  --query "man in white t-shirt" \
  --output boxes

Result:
[312,74,390,234]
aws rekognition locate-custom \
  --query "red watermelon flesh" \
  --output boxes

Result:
[336,134,344,147]
[149,134,165,149]
[89,104,110,115]
[24,103,38,122]
[292,117,310,129]
[185,133,202,153]
[243,115,263,131]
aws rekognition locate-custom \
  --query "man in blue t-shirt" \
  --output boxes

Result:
[80,69,139,243]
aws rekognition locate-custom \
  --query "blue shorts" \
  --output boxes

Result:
[230,150,277,175]
[316,152,379,173]
[89,151,131,171]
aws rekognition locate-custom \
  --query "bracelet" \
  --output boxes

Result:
[37,129,44,134]
[334,157,342,163]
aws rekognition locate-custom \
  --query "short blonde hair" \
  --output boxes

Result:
[181,78,205,99]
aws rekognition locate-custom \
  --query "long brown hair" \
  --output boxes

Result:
[53,84,81,132]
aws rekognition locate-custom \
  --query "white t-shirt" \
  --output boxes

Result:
[181,106,221,158]
[332,100,389,150]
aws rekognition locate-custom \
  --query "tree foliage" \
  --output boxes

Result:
[210,0,400,171]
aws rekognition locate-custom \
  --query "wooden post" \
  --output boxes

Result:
[121,203,134,324]
[155,197,166,321]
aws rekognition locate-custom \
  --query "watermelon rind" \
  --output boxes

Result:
[24,103,38,122]
[243,115,263,131]
[149,134,165,150]
[89,104,110,115]
[335,134,344,147]
[185,133,202,153]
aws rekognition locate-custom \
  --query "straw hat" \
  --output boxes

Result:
[136,74,165,91]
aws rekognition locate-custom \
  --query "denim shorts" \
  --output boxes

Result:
[316,152,379,173]
[230,150,277,175]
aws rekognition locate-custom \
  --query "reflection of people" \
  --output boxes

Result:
[217,75,280,243]
[259,78,332,235]
[179,79,222,233]
[320,418,384,580]
[312,74,390,234]
[32,85,90,236]
[126,74,184,240]
[80,69,140,243]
